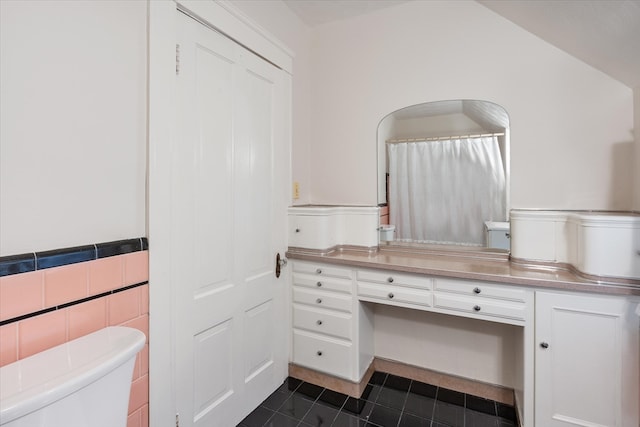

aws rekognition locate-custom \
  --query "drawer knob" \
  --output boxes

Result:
[316,298,322,304]
[540,342,549,349]
[316,320,323,325]
[316,281,322,287]
[316,268,322,274]
[387,277,394,283]
[473,287,481,294]
[388,293,394,299]
[317,351,323,356]
[473,305,481,312]
[295,228,300,233]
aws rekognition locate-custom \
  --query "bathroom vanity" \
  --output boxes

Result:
[286,206,640,427]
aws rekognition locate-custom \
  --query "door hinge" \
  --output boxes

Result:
[176,44,180,75]
[175,413,179,427]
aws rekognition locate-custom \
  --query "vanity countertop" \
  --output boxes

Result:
[286,246,640,297]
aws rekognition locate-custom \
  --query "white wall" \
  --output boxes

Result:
[308,1,634,210]
[0,0,147,256]
[393,114,486,139]
[373,305,519,387]
[635,87,640,211]
[231,1,313,205]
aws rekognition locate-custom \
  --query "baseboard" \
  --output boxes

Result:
[289,358,514,406]
[288,363,375,398]
[372,357,514,405]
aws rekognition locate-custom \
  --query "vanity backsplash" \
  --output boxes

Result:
[288,206,640,281]
[510,210,639,280]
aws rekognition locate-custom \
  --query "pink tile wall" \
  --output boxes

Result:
[0,251,149,427]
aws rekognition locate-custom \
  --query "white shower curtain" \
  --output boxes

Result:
[388,136,506,246]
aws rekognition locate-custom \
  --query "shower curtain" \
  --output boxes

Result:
[388,136,506,246]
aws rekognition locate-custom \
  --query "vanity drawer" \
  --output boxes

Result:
[434,278,526,302]
[357,282,432,308]
[292,274,352,294]
[293,287,353,313]
[433,293,526,321]
[293,306,352,340]
[293,330,352,379]
[357,269,432,290]
[293,262,352,279]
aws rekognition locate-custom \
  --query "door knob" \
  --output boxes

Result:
[275,253,287,278]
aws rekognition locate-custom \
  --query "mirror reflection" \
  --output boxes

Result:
[377,100,510,251]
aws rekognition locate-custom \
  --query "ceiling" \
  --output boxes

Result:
[282,0,640,88]
[392,100,509,131]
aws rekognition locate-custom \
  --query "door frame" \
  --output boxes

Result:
[148,2,293,426]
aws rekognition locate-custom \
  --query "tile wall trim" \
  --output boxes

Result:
[0,237,148,277]
[0,280,148,327]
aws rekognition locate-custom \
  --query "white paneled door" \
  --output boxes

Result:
[173,11,289,427]
[535,292,639,427]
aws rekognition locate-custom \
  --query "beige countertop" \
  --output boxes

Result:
[286,246,640,297]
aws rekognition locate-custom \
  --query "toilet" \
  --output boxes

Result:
[0,326,145,427]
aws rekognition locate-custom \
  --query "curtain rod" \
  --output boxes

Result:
[386,132,505,143]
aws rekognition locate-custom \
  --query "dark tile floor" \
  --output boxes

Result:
[238,372,518,427]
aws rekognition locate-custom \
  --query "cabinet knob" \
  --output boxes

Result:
[316,281,322,287]
[540,342,549,349]
[387,277,394,283]
[316,268,322,274]
[317,351,323,356]
[473,305,481,312]
[388,293,394,299]
[316,298,322,304]
[295,228,300,233]
[473,287,481,294]
[316,320,323,325]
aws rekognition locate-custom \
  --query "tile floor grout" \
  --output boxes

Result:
[238,372,518,427]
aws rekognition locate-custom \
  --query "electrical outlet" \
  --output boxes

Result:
[293,181,300,199]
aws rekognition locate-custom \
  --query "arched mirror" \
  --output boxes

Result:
[377,100,510,252]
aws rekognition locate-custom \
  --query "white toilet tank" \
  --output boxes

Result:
[0,326,145,427]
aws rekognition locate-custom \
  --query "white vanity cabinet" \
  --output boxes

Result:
[290,261,373,382]
[535,291,640,427]
[288,256,640,427]
[433,278,530,325]
[357,269,433,309]
[355,268,534,425]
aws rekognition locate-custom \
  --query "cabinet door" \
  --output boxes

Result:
[535,292,639,427]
